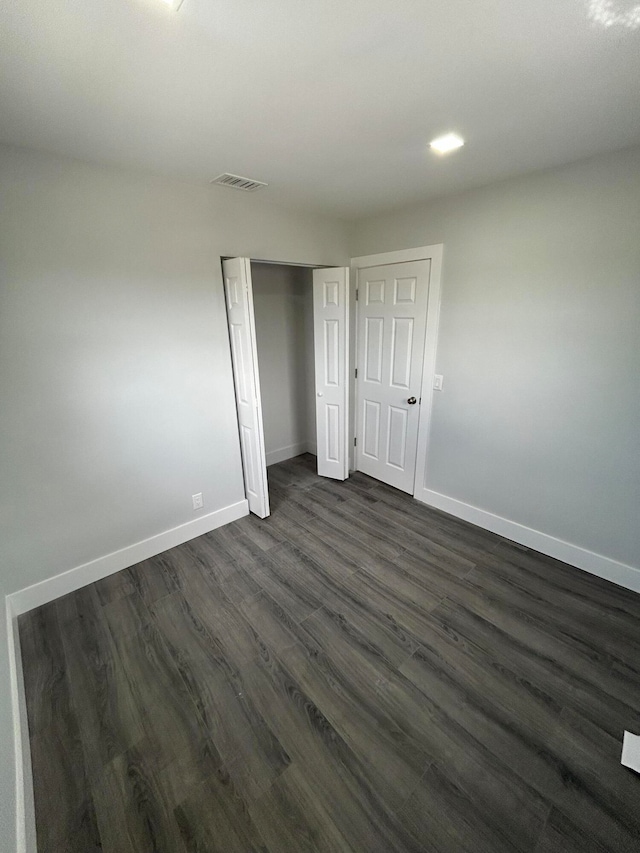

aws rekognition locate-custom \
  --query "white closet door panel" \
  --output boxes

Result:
[222,257,270,518]
[313,268,349,480]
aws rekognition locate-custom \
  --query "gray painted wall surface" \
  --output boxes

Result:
[0,144,348,852]
[251,263,315,461]
[350,145,640,570]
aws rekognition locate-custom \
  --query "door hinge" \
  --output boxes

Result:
[355,288,359,301]
[354,437,357,447]
[354,368,358,379]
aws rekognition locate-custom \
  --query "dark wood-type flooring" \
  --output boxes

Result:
[20,454,640,852]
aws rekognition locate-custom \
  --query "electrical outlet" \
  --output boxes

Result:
[434,374,444,391]
[192,492,203,511]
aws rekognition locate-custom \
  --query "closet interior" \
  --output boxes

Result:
[250,262,316,467]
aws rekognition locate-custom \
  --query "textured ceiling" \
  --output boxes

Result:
[1,0,639,218]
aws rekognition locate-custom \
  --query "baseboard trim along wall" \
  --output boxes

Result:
[265,441,317,467]
[6,597,37,853]
[8,499,249,617]
[265,442,309,466]
[416,487,640,594]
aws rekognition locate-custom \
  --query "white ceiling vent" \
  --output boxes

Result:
[210,173,268,192]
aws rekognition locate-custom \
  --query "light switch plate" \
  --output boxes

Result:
[434,374,444,391]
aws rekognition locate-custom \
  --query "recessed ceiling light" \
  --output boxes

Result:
[430,133,465,154]
[159,0,185,9]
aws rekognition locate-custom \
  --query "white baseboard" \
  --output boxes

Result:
[266,441,316,466]
[8,499,249,616]
[6,598,37,853]
[416,487,640,594]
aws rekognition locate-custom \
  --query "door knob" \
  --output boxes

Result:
[407,396,417,405]
[317,392,323,397]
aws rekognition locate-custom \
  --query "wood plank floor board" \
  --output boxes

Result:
[472,557,640,664]
[179,535,239,584]
[534,807,615,853]
[20,453,640,852]
[177,558,270,666]
[368,483,504,561]
[248,545,327,623]
[102,602,214,776]
[297,509,405,572]
[91,741,192,853]
[430,598,640,741]
[400,640,586,802]
[57,587,145,771]
[547,707,640,852]
[174,768,269,853]
[389,548,478,602]
[247,764,353,853]
[340,498,481,574]
[203,525,272,574]
[398,761,536,853]
[462,577,640,711]
[400,638,640,852]
[292,480,381,515]
[147,591,280,764]
[265,511,365,580]
[30,723,102,853]
[423,560,640,712]
[18,603,70,736]
[230,511,289,551]
[278,641,430,811]
[493,539,640,619]
[92,566,137,606]
[238,589,322,656]
[299,604,551,849]
[342,566,445,642]
[147,587,293,802]
[302,592,419,669]
[127,552,181,605]
[241,652,427,853]
[101,587,153,640]
[300,497,404,562]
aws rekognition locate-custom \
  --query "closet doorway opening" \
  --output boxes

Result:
[222,258,349,518]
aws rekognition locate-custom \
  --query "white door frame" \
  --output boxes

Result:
[350,244,443,498]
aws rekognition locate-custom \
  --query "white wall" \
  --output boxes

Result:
[0,143,348,852]
[251,263,316,464]
[350,145,640,572]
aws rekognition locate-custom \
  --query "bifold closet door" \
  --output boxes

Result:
[222,257,270,518]
[313,267,350,480]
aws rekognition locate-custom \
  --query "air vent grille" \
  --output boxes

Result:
[210,173,268,192]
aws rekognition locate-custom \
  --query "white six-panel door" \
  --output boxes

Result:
[356,260,431,493]
[222,257,270,518]
[313,267,349,480]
